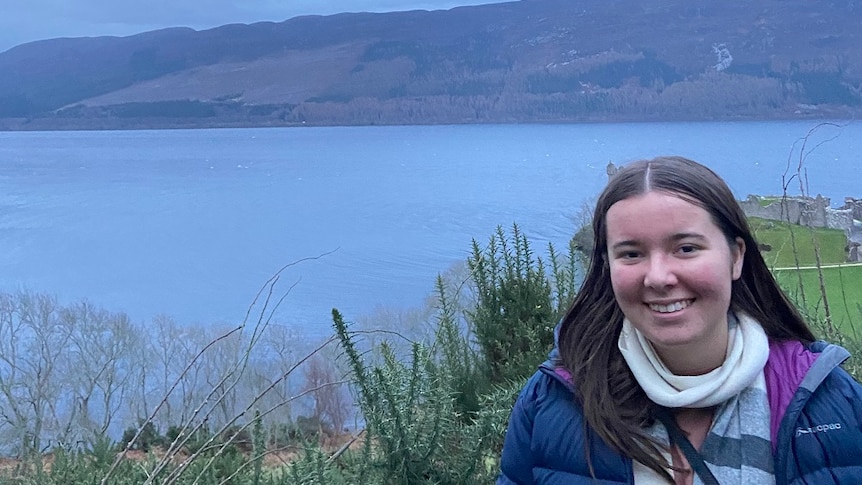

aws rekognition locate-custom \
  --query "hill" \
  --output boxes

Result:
[1,0,860,130]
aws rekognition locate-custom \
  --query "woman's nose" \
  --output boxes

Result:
[643,255,678,289]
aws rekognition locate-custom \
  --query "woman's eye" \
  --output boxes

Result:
[678,245,698,254]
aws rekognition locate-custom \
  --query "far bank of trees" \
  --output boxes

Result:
[23,54,861,131]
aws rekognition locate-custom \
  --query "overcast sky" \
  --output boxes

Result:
[0,0,503,52]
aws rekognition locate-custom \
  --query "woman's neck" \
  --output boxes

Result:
[673,407,715,449]
[657,347,726,376]
[670,407,716,485]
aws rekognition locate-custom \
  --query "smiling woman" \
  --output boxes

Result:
[498,156,862,485]
[606,191,745,376]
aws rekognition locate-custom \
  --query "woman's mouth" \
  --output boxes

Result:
[648,299,693,313]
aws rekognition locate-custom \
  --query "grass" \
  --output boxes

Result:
[750,217,847,268]
[748,216,862,336]
[774,264,862,337]
[757,197,781,208]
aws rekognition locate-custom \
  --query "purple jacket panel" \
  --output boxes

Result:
[764,339,819,449]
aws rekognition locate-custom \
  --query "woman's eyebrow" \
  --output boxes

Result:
[609,239,639,250]
[610,233,705,250]
[670,232,706,241]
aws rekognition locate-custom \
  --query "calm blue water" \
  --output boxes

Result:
[0,121,859,338]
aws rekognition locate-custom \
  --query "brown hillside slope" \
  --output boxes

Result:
[1,0,859,129]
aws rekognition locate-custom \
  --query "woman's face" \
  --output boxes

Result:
[605,191,745,374]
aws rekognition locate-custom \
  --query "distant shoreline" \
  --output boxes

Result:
[0,110,853,132]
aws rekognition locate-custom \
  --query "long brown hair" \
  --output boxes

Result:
[557,156,815,480]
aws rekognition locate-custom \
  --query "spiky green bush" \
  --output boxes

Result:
[468,224,579,385]
[330,309,493,483]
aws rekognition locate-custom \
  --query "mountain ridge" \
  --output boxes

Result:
[1,0,860,130]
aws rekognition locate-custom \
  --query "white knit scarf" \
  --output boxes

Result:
[618,313,776,485]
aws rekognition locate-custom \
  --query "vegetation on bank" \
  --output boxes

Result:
[0,214,862,485]
[0,225,561,483]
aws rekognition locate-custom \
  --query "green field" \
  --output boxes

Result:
[750,217,848,268]
[746,217,861,335]
[774,265,862,336]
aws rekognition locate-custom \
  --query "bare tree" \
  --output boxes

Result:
[0,292,72,456]
[0,292,32,456]
[62,301,136,447]
[254,323,303,423]
[200,325,249,427]
[139,315,209,429]
[302,352,351,437]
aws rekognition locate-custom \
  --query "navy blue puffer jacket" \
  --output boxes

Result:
[498,341,862,484]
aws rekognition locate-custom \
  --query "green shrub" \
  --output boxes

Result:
[120,420,165,452]
[467,224,577,385]
[331,308,507,484]
[433,275,489,419]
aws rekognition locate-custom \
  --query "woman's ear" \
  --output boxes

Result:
[731,237,746,280]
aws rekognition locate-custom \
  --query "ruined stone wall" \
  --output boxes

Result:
[740,194,857,233]
[843,198,862,220]
[826,209,854,238]
[808,195,829,228]
[739,195,812,226]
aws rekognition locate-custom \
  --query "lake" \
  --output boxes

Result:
[0,121,859,339]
